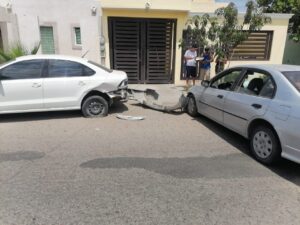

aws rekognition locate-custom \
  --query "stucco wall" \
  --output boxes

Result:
[101,0,191,11]
[0,4,19,51]
[283,38,300,65]
[227,18,289,68]
[102,1,291,85]
[0,0,11,7]
[174,16,291,86]
[10,0,101,62]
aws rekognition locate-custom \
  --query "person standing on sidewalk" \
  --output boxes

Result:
[184,44,198,87]
[200,47,213,81]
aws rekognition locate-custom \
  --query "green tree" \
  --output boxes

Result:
[181,1,270,71]
[0,42,40,64]
[257,0,300,42]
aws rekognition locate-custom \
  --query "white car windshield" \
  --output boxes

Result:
[88,61,113,73]
[282,71,300,93]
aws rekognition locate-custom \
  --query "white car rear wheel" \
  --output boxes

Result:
[82,96,109,117]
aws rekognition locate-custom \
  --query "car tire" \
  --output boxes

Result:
[187,95,198,117]
[250,125,281,165]
[81,96,109,118]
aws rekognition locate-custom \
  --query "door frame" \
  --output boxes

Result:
[108,17,177,84]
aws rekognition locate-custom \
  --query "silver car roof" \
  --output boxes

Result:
[232,64,300,72]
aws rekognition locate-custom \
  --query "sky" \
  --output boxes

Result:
[216,0,247,12]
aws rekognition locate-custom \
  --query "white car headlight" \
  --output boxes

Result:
[118,79,128,89]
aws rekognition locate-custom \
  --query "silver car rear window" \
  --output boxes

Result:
[282,71,300,93]
[88,61,113,73]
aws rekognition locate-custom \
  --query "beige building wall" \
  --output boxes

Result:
[0,4,19,51]
[225,16,291,73]
[101,0,227,84]
[7,0,101,62]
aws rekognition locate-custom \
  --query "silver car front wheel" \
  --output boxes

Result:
[187,96,198,117]
[250,126,281,165]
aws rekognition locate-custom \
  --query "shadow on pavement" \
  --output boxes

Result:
[191,114,300,186]
[108,101,129,114]
[0,102,128,123]
[0,151,45,163]
[80,153,272,180]
[0,111,82,123]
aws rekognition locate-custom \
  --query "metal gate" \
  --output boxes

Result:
[108,17,176,84]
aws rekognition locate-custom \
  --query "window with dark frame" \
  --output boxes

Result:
[231,31,273,61]
[74,27,82,46]
[0,60,45,80]
[48,60,95,77]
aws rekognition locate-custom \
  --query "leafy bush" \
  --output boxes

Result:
[0,42,40,63]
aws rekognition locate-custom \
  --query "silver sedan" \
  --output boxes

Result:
[187,65,300,165]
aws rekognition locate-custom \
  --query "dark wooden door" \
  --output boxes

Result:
[108,18,176,84]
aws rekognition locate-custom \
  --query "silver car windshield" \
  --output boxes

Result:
[88,61,113,73]
[282,71,300,93]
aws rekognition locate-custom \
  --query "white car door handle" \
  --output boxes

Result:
[32,83,42,88]
[78,81,86,86]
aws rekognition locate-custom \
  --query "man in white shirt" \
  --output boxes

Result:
[184,44,198,86]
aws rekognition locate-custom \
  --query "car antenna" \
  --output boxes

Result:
[81,50,89,58]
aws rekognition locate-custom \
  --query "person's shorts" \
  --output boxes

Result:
[200,68,210,80]
[186,66,197,78]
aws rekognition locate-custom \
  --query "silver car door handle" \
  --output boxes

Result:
[32,83,42,88]
[78,81,86,86]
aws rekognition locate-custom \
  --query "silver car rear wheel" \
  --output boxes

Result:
[253,131,273,159]
[250,125,281,165]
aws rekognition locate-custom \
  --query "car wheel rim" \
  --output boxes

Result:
[188,98,195,113]
[253,131,273,159]
[88,101,104,115]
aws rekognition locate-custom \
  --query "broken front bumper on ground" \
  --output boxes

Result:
[128,89,187,112]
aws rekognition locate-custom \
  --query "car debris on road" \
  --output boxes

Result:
[116,114,145,121]
[127,89,188,113]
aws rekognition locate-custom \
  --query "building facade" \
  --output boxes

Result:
[101,0,292,85]
[0,0,102,62]
[0,0,293,85]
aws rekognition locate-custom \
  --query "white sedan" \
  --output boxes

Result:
[187,65,300,165]
[0,55,128,117]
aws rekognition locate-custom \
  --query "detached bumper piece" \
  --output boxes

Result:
[128,89,187,113]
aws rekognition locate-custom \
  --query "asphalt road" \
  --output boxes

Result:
[0,100,299,225]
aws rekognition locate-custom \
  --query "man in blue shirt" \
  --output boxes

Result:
[200,47,213,81]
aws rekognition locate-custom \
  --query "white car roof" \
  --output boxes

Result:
[16,55,89,63]
[233,64,300,72]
